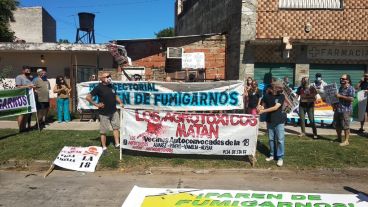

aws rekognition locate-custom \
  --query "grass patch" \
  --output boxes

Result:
[0,129,368,169]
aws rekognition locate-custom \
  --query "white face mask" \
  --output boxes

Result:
[317,77,322,81]
[106,77,112,84]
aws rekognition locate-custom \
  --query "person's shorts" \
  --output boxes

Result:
[99,111,120,134]
[334,111,351,130]
[36,102,50,110]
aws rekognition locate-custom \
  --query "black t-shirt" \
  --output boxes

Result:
[90,83,117,115]
[360,81,368,90]
[262,93,286,125]
[248,90,261,108]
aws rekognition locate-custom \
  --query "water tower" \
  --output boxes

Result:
[75,12,96,44]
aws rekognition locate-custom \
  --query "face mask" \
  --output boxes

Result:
[25,72,31,76]
[340,80,346,85]
[107,77,112,84]
[364,78,368,81]
[317,77,321,81]
[41,75,47,81]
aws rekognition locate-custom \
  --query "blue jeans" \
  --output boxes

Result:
[267,123,285,160]
[57,98,71,122]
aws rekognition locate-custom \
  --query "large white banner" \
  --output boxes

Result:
[77,81,244,111]
[122,186,368,207]
[0,88,37,118]
[53,146,103,172]
[121,110,258,156]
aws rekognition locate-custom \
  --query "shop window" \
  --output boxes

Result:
[279,0,343,9]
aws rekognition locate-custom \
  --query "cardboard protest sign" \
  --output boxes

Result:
[356,90,367,121]
[77,81,244,111]
[182,52,205,69]
[122,186,368,207]
[324,83,339,105]
[0,88,37,118]
[53,146,103,172]
[121,109,258,156]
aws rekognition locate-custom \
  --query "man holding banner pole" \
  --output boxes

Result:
[86,73,124,153]
[15,66,36,132]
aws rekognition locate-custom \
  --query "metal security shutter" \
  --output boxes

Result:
[309,64,366,86]
[254,63,295,89]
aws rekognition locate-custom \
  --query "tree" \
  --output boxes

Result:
[58,39,70,43]
[155,27,175,38]
[0,0,19,42]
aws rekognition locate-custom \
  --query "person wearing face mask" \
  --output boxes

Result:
[243,77,253,113]
[355,73,368,132]
[53,76,71,123]
[86,73,124,154]
[310,73,327,99]
[258,80,286,167]
[33,68,50,128]
[15,65,36,132]
[334,74,355,146]
[296,77,318,139]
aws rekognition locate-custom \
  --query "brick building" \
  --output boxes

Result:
[116,34,226,81]
[175,0,368,87]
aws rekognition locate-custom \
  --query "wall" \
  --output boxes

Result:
[9,7,57,43]
[10,7,43,43]
[257,0,368,40]
[175,0,243,80]
[42,8,56,43]
[118,35,226,81]
[0,51,114,78]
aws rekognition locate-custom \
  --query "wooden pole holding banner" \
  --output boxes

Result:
[44,164,55,178]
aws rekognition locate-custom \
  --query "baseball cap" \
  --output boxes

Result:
[315,73,322,78]
[37,68,43,73]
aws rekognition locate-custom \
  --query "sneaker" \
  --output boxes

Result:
[115,144,120,149]
[265,157,274,162]
[339,142,349,147]
[298,133,305,137]
[313,135,318,139]
[277,159,283,167]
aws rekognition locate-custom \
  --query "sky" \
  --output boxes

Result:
[20,0,175,43]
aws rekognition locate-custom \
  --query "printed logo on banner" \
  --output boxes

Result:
[53,146,103,172]
[121,110,258,156]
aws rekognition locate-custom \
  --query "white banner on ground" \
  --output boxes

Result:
[122,186,368,207]
[120,109,258,156]
[77,81,244,111]
[182,52,205,69]
[53,146,103,172]
[324,83,339,105]
[0,88,37,118]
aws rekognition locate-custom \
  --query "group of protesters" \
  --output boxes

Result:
[12,65,368,166]
[15,66,71,132]
[243,72,366,166]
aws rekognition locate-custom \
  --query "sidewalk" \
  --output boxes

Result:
[0,120,367,136]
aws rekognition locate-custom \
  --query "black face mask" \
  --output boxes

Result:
[25,72,31,76]
[364,78,368,81]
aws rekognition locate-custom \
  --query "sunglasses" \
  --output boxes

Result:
[103,75,111,78]
[340,78,347,80]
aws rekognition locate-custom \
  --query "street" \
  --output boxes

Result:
[1,168,367,207]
